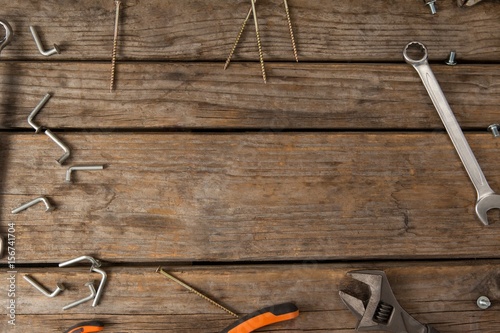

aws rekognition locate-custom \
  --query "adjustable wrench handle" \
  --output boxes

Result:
[404,42,493,199]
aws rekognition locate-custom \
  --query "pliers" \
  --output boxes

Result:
[339,270,440,333]
[457,0,483,6]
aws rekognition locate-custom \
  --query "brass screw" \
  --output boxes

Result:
[224,4,255,70]
[110,0,121,92]
[224,0,298,79]
[283,0,298,62]
[156,267,239,318]
[249,0,267,83]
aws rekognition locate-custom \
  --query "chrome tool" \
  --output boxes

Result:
[404,41,500,225]
[340,270,439,333]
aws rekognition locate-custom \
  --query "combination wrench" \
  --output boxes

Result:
[403,41,500,225]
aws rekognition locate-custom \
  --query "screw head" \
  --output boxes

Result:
[477,296,491,309]
[446,51,457,66]
[488,124,500,137]
[424,0,438,14]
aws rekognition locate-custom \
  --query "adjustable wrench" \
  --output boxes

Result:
[404,41,500,225]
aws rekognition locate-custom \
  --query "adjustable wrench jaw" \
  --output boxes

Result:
[339,270,434,333]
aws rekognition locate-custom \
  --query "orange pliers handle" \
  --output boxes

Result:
[64,321,104,333]
[220,302,299,333]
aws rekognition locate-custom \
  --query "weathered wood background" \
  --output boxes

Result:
[0,0,500,332]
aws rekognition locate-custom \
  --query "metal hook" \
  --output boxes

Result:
[23,275,65,298]
[29,26,60,56]
[63,282,96,310]
[0,235,4,259]
[59,255,102,269]
[12,196,55,214]
[65,165,105,183]
[44,129,71,165]
[28,93,51,133]
[91,266,107,307]
[0,19,13,54]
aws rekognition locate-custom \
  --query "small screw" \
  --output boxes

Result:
[477,296,491,309]
[424,0,437,14]
[488,124,500,138]
[445,51,457,66]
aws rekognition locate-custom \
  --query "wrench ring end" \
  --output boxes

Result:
[403,41,428,65]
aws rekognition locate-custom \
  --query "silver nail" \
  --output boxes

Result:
[63,282,96,310]
[23,275,65,298]
[44,129,71,165]
[28,93,51,133]
[29,26,60,56]
[65,165,104,183]
[91,267,107,307]
[12,196,55,214]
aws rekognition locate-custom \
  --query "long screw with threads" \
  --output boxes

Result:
[110,0,121,92]
[224,0,298,76]
[249,0,266,83]
[283,0,298,62]
[156,267,239,318]
[224,4,255,70]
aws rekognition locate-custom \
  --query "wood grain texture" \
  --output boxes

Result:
[0,262,499,332]
[1,62,500,130]
[1,132,500,263]
[0,0,498,62]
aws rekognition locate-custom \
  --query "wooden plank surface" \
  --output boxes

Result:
[2,132,500,263]
[0,262,499,332]
[0,0,498,62]
[1,1,500,332]
[1,62,500,130]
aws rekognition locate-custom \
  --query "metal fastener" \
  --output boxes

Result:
[28,93,51,133]
[59,256,106,307]
[63,282,96,310]
[29,26,60,56]
[0,235,4,259]
[488,124,500,138]
[156,267,239,318]
[424,0,437,14]
[12,196,55,214]
[91,266,107,307]
[59,255,102,269]
[445,51,457,66]
[23,275,65,298]
[110,0,122,92]
[65,165,105,183]
[477,296,491,309]
[44,129,71,165]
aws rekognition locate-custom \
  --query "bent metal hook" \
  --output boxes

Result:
[0,19,12,259]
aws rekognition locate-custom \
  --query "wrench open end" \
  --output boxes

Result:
[476,193,500,225]
[403,41,428,66]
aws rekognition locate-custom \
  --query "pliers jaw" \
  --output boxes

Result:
[339,270,432,333]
